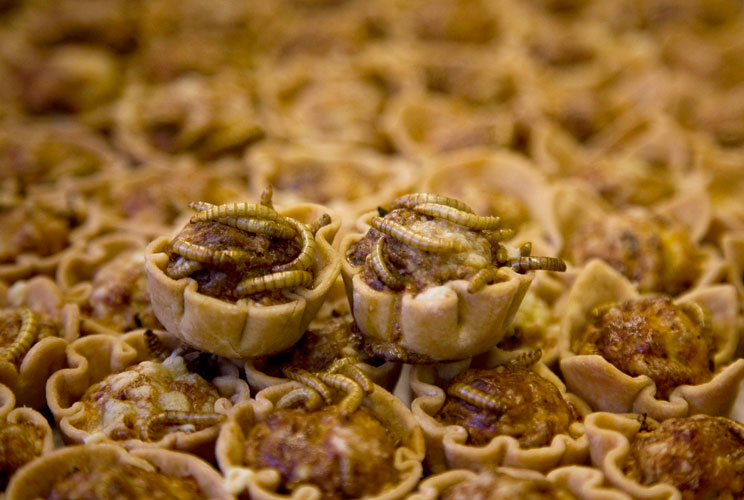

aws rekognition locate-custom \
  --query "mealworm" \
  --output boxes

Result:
[282,367,332,404]
[317,372,363,417]
[309,213,331,236]
[509,256,567,273]
[276,386,324,411]
[447,382,507,414]
[272,217,316,272]
[326,357,373,394]
[260,185,274,209]
[485,228,515,243]
[188,201,216,212]
[0,309,38,365]
[468,268,502,293]
[370,217,465,253]
[170,237,251,266]
[495,246,510,264]
[142,411,225,442]
[508,349,542,368]
[191,202,284,224]
[217,216,296,239]
[234,270,313,297]
[413,203,501,230]
[519,242,532,257]
[392,193,474,213]
[167,257,203,279]
[366,237,404,290]
[144,330,169,360]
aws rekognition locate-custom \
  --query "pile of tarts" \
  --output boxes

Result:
[2,0,744,498]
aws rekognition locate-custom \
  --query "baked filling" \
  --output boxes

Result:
[572,296,714,399]
[243,405,399,500]
[436,360,578,448]
[44,462,203,500]
[0,419,46,489]
[625,415,744,498]
[0,201,75,262]
[439,470,576,500]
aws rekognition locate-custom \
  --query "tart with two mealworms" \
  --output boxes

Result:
[145,188,341,358]
[559,259,744,420]
[244,313,401,392]
[340,193,565,363]
[6,444,235,500]
[216,366,425,500]
[410,349,590,473]
[585,412,744,500]
[46,329,250,458]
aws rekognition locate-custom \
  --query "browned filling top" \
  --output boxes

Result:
[439,471,577,500]
[243,405,399,500]
[45,463,204,500]
[436,366,578,448]
[86,251,161,331]
[0,419,46,490]
[165,220,301,302]
[0,204,72,262]
[625,415,744,500]
[347,208,496,293]
[563,212,700,295]
[572,296,714,399]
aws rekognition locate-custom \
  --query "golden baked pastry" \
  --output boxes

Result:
[560,260,744,420]
[411,349,590,473]
[341,192,564,362]
[145,192,341,358]
[6,444,235,500]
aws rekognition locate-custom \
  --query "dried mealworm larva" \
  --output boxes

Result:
[413,203,501,230]
[326,357,374,394]
[370,216,465,253]
[447,382,508,414]
[309,213,332,236]
[0,309,38,365]
[485,228,515,244]
[187,201,217,212]
[191,202,285,225]
[170,237,253,266]
[144,330,169,360]
[509,256,567,273]
[519,242,532,257]
[234,270,313,297]
[271,217,316,272]
[508,349,542,368]
[392,193,474,213]
[218,216,297,239]
[276,386,324,412]
[142,411,225,442]
[316,372,364,417]
[366,237,404,290]
[167,256,203,279]
[282,367,332,405]
[467,267,502,293]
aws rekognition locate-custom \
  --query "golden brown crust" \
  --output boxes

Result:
[146,203,340,359]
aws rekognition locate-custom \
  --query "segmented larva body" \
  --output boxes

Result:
[366,237,403,290]
[276,386,324,411]
[468,267,502,293]
[392,193,474,214]
[509,349,542,368]
[447,382,507,414]
[509,256,567,273]
[234,270,313,297]
[413,203,501,230]
[309,213,332,236]
[188,201,296,238]
[167,257,203,279]
[144,330,169,360]
[370,216,465,253]
[272,217,316,272]
[170,237,252,266]
[191,202,285,225]
[316,372,364,417]
[326,357,374,394]
[282,367,333,405]
[143,411,225,442]
[485,228,515,243]
[0,308,38,365]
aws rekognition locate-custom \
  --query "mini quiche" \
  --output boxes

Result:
[585,412,744,500]
[340,192,565,363]
[6,444,234,500]
[46,329,249,458]
[410,349,589,473]
[145,189,341,359]
[559,259,744,421]
[217,372,425,500]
